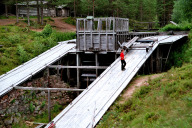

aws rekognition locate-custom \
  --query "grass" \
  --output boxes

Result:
[63,17,76,26]
[160,22,192,32]
[97,24,192,127]
[97,64,192,128]
[0,24,76,75]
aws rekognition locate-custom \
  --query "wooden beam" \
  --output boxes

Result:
[48,90,51,122]
[48,65,108,69]
[14,86,85,91]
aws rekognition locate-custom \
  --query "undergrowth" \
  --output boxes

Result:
[0,24,76,75]
[63,17,76,26]
[97,64,192,128]
[160,21,192,32]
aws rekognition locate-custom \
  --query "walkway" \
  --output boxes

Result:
[45,35,187,128]
[0,39,76,96]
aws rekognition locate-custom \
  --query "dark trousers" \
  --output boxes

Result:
[121,60,126,70]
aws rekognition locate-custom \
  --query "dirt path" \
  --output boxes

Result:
[0,19,16,26]
[0,17,76,32]
[51,17,76,32]
[120,74,162,104]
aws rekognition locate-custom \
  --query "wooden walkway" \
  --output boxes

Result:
[46,40,159,128]
[0,40,76,96]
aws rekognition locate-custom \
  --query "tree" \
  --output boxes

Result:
[157,0,174,26]
[26,0,30,26]
[37,0,40,23]
[40,0,43,25]
[16,0,19,23]
[172,0,192,23]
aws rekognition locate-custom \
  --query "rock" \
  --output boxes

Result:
[12,106,18,113]
[15,101,19,105]
[41,91,46,96]
[6,108,12,114]
[4,117,13,125]
[0,109,6,115]
[39,110,43,115]
[34,111,38,114]
[15,113,21,117]
[57,92,62,97]
[13,117,20,124]
[35,106,41,111]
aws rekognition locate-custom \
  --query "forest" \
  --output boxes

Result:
[1,0,192,25]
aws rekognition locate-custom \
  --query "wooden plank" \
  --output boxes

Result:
[48,65,108,69]
[14,86,85,91]
[81,74,97,77]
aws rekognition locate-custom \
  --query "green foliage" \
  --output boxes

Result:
[172,0,192,23]
[63,17,76,26]
[10,99,15,104]
[17,45,29,63]
[41,24,53,37]
[160,23,192,32]
[40,101,46,109]
[134,86,151,98]
[98,64,192,128]
[29,102,35,113]
[52,103,63,112]
[8,35,20,44]
[0,25,75,75]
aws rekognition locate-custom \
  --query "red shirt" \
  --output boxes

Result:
[120,52,124,60]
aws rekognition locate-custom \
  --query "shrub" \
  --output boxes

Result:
[160,22,192,32]
[17,45,29,63]
[8,35,20,44]
[63,17,76,26]
[134,86,151,98]
[32,41,45,56]
[41,24,52,37]
[144,112,159,122]
[29,102,35,113]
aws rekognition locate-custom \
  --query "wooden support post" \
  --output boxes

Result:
[76,53,80,89]
[150,54,153,74]
[67,60,70,82]
[46,67,50,87]
[48,90,51,122]
[156,47,160,73]
[143,63,145,75]
[87,76,89,87]
[95,53,98,77]
[57,68,59,76]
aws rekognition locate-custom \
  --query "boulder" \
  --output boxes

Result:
[4,117,13,125]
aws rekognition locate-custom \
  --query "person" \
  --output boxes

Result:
[120,49,126,71]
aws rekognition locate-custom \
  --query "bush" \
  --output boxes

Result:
[41,24,52,37]
[29,102,35,113]
[8,35,20,44]
[134,86,151,98]
[63,17,76,26]
[17,45,29,63]
[32,41,45,56]
[160,22,192,32]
